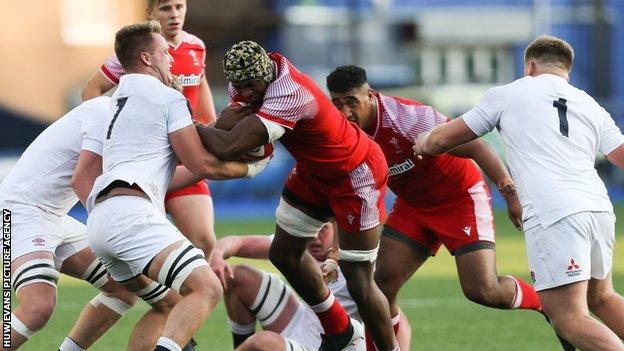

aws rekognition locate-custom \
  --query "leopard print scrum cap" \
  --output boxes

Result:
[223,41,274,84]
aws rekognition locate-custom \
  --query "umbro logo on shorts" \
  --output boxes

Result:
[565,258,582,277]
[462,226,471,236]
[346,214,355,225]
[31,237,45,246]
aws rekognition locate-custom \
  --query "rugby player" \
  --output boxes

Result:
[83,22,267,351]
[413,35,624,351]
[196,41,398,350]
[82,0,219,258]
[209,223,412,351]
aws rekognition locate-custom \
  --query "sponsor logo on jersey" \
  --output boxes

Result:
[530,270,536,283]
[388,159,415,177]
[565,258,582,277]
[31,237,45,246]
[178,74,201,87]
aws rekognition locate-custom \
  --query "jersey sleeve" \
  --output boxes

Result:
[462,86,507,137]
[99,55,125,85]
[598,110,624,155]
[166,91,194,133]
[80,99,109,155]
[256,84,319,129]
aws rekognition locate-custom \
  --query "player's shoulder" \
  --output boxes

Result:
[378,93,434,121]
[181,31,205,49]
[72,96,111,121]
[266,53,313,98]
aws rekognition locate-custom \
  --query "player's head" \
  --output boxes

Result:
[307,223,335,262]
[223,41,275,106]
[115,20,173,85]
[523,35,574,78]
[326,65,376,130]
[147,0,186,40]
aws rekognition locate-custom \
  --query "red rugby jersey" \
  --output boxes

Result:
[100,31,208,123]
[229,53,372,178]
[369,93,484,207]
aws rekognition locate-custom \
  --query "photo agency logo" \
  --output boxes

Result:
[2,209,11,348]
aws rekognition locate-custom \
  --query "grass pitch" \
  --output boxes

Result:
[16,208,624,350]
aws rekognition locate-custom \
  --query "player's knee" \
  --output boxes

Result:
[346,277,374,302]
[239,331,280,351]
[268,245,295,271]
[20,296,56,331]
[374,270,399,299]
[587,289,615,312]
[191,266,223,302]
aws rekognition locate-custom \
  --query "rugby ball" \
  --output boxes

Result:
[243,142,274,161]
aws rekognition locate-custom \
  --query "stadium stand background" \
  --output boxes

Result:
[1,0,623,220]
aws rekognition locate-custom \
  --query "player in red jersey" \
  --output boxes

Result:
[327,65,574,351]
[196,41,399,351]
[81,0,218,258]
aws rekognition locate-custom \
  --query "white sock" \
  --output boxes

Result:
[156,336,182,351]
[59,337,85,351]
[309,292,335,313]
[227,318,255,334]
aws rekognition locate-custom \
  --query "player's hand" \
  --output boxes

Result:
[498,178,523,230]
[245,155,272,178]
[321,258,339,284]
[412,132,430,160]
[209,252,234,289]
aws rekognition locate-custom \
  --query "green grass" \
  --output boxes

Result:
[16,208,624,350]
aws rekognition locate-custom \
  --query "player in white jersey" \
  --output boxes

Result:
[413,35,624,350]
[209,223,412,351]
[0,96,193,351]
[85,22,267,351]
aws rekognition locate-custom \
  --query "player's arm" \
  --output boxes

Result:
[413,117,479,157]
[170,125,256,179]
[606,144,624,168]
[71,150,102,206]
[210,235,273,288]
[196,114,271,161]
[194,75,217,124]
[449,139,522,230]
[81,71,115,101]
[168,165,203,192]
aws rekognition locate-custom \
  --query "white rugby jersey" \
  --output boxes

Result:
[86,74,192,213]
[463,73,624,228]
[0,97,109,216]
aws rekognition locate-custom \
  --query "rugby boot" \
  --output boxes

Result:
[318,317,364,351]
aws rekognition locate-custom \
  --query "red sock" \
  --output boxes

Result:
[508,275,542,311]
[310,292,350,335]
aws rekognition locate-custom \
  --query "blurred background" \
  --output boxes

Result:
[1,0,623,221]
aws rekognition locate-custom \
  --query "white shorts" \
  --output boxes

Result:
[8,203,88,266]
[525,211,615,291]
[281,304,323,350]
[86,196,184,282]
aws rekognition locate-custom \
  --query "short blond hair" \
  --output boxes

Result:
[114,20,162,70]
[524,35,574,71]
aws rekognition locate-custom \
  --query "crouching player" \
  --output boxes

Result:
[209,223,411,351]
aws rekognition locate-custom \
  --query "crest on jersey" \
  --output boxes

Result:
[389,137,402,154]
[189,49,200,66]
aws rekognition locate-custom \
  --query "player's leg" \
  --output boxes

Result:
[587,272,624,338]
[53,215,136,350]
[165,181,216,256]
[373,208,432,351]
[586,211,624,337]
[58,247,136,350]
[140,239,222,349]
[269,168,358,349]
[236,331,308,351]
[8,252,59,350]
[540,281,623,350]
[331,150,396,351]
[455,247,540,310]
[528,211,623,350]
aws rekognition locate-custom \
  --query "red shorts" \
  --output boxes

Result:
[384,180,495,256]
[282,145,388,233]
[165,180,211,202]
